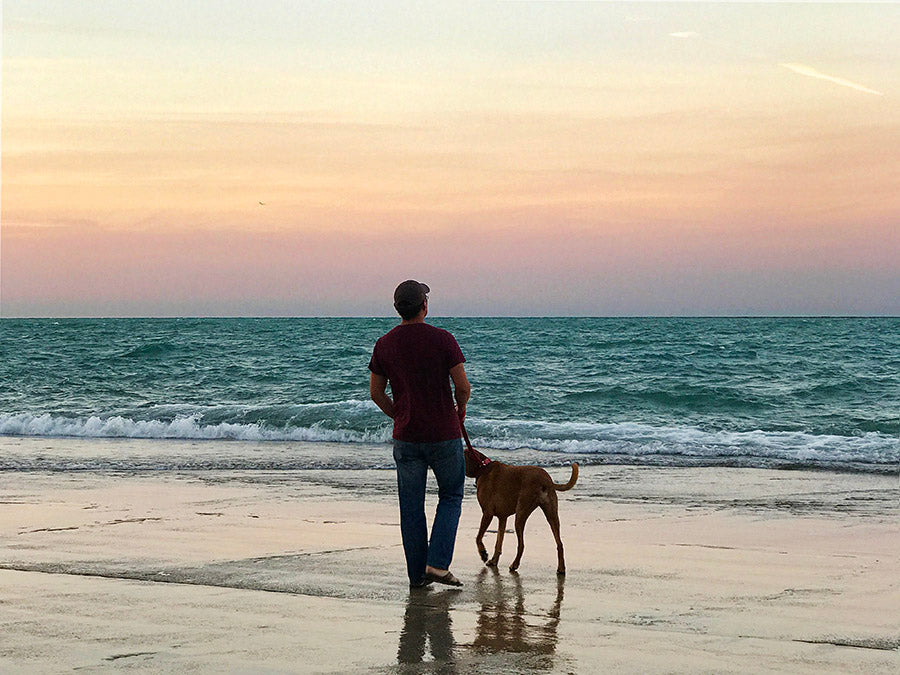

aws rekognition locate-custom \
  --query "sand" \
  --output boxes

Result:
[1,440,898,673]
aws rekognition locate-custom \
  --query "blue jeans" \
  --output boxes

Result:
[393,437,465,583]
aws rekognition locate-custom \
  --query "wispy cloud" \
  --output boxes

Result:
[780,63,884,96]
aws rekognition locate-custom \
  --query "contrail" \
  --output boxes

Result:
[666,29,885,96]
[779,62,883,96]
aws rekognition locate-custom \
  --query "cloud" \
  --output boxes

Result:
[669,32,699,39]
[780,63,884,96]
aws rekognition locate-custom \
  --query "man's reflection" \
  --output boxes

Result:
[397,590,457,671]
[472,567,564,660]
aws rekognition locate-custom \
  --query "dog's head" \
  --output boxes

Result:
[464,449,480,478]
[464,446,492,478]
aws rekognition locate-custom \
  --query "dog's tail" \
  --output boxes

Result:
[553,462,579,491]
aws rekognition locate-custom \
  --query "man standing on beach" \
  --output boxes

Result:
[369,280,471,588]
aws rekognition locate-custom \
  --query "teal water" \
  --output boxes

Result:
[1,317,898,473]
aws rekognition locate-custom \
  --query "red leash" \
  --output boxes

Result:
[460,421,492,476]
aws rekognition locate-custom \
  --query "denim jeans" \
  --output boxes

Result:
[393,437,465,583]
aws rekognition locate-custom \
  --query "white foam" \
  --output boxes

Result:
[466,418,898,466]
[0,412,895,469]
[0,412,391,444]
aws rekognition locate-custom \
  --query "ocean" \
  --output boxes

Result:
[1,317,898,474]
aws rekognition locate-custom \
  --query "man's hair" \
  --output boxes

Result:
[396,301,423,321]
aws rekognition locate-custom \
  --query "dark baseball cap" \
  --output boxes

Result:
[393,280,430,308]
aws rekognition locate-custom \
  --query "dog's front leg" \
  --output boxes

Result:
[476,512,492,562]
[487,515,507,567]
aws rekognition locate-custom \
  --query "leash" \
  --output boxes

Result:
[460,420,492,476]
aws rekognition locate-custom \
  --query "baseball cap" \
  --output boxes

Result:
[393,280,430,309]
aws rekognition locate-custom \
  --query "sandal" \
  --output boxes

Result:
[424,571,463,587]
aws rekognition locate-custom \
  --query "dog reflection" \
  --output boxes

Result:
[472,568,564,659]
[397,591,457,671]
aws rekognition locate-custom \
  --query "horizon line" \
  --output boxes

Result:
[2,314,898,321]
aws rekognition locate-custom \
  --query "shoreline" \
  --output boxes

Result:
[1,454,898,672]
[1,433,898,477]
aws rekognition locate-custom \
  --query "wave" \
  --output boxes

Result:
[0,410,391,444]
[466,418,899,470]
[119,342,179,358]
[563,385,770,411]
[1,411,897,473]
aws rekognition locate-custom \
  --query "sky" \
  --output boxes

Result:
[2,1,898,317]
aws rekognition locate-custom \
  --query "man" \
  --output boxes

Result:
[369,280,471,588]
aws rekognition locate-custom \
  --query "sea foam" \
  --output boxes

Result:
[0,411,391,444]
[1,411,896,473]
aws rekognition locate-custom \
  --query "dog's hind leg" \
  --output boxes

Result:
[509,504,536,572]
[540,501,566,576]
[476,511,492,563]
[487,515,507,567]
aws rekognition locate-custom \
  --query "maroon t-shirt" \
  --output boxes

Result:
[369,323,465,442]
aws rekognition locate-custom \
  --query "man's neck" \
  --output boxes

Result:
[400,310,427,325]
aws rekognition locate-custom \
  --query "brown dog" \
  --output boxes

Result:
[465,447,578,575]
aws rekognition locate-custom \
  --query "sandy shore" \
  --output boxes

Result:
[1,442,898,673]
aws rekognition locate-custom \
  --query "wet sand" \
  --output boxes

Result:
[1,445,898,673]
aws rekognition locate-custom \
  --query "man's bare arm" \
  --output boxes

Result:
[449,362,471,421]
[369,372,395,419]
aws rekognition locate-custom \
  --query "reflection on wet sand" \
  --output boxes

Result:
[472,567,564,665]
[396,571,565,672]
[397,589,459,672]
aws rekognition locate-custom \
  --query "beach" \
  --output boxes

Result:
[1,437,897,673]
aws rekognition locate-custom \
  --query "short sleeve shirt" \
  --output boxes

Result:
[369,323,465,442]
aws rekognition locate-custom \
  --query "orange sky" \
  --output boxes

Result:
[2,2,898,315]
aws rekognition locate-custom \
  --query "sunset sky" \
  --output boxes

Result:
[2,1,898,316]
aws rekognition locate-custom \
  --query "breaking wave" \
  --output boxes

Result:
[0,410,391,444]
[1,410,897,474]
